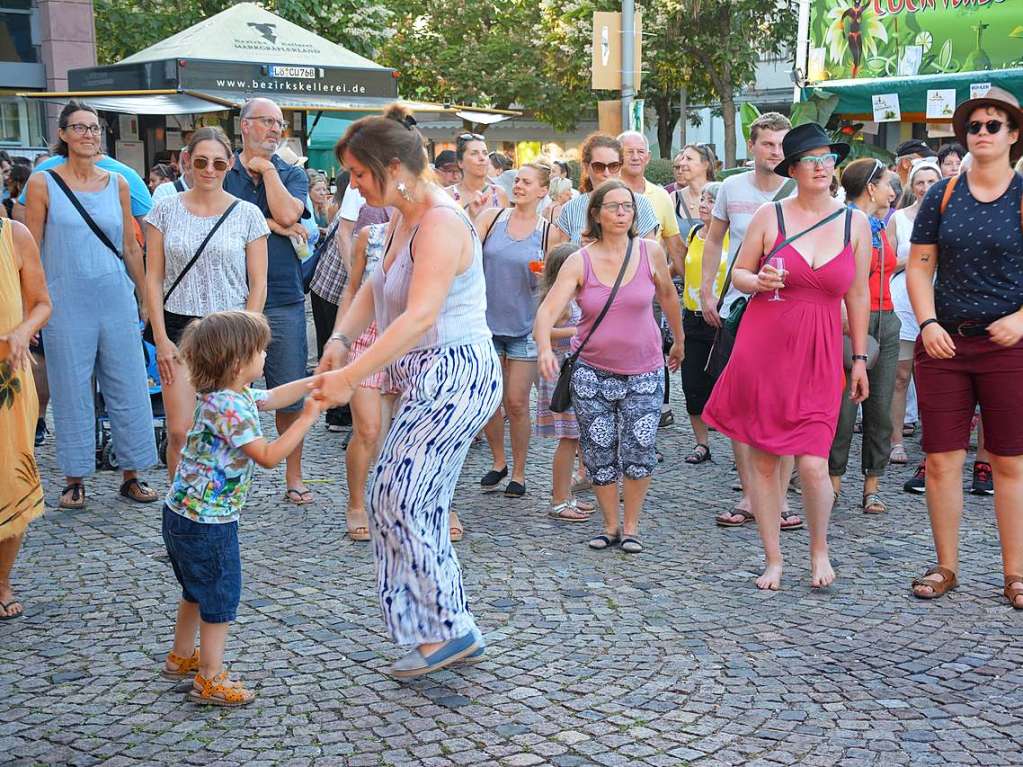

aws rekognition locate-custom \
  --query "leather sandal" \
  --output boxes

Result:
[189,671,255,706]
[1003,575,1023,610]
[119,478,158,504]
[548,500,589,522]
[863,493,888,515]
[161,649,200,680]
[59,483,85,510]
[911,565,958,600]
[779,510,804,531]
[684,444,711,464]
[716,507,754,527]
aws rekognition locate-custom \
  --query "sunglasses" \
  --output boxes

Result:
[589,161,622,174]
[866,158,884,184]
[797,152,839,169]
[192,157,229,171]
[966,119,1007,135]
[457,132,485,144]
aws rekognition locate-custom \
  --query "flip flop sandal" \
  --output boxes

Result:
[716,508,754,527]
[0,600,23,620]
[890,444,909,465]
[548,501,589,522]
[862,493,888,515]
[620,536,643,554]
[284,488,313,505]
[684,444,711,464]
[346,525,371,542]
[588,530,621,550]
[189,671,255,707]
[1003,575,1023,610]
[59,483,85,510]
[119,478,158,504]
[161,649,200,680]
[911,565,957,600]
[780,512,804,531]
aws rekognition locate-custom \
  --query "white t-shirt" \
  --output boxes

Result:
[152,177,188,202]
[711,171,794,317]
[340,186,365,222]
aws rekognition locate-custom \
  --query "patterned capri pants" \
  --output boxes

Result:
[368,342,503,646]
[570,361,664,486]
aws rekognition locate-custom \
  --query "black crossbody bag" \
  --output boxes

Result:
[549,237,634,413]
[142,201,240,343]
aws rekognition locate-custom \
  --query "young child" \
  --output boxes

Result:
[160,310,320,706]
[534,244,594,522]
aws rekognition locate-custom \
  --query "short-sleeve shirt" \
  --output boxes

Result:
[145,195,270,316]
[165,387,269,524]
[911,172,1023,323]
[712,171,794,316]
[340,185,365,221]
[555,190,660,244]
[23,154,153,216]
[152,177,188,202]
[224,153,309,308]
[643,180,680,240]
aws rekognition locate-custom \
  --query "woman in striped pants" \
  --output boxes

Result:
[314,105,502,678]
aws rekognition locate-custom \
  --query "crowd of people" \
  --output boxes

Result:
[2,87,1022,703]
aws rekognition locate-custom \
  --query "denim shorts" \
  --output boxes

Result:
[492,333,537,361]
[162,505,242,624]
[264,301,308,413]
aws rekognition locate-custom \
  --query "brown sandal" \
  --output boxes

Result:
[911,565,958,599]
[119,478,158,504]
[59,483,85,510]
[189,671,255,707]
[1003,575,1023,610]
[716,507,754,527]
[161,649,200,680]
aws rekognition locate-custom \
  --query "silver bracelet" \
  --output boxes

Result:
[328,332,352,348]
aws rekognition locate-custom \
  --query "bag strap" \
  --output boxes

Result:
[773,178,796,202]
[162,201,240,303]
[568,237,634,362]
[675,189,694,221]
[774,201,786,238]
[938,172,1023,230]
[481,208,505,249]
[314,213,343,259]
[174,178,185,193]
[46,170,121,259]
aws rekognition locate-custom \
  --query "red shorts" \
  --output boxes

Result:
[914,335,1023,456]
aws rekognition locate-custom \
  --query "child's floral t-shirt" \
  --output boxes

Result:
[165,387,268,523]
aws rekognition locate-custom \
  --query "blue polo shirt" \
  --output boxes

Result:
[21,154,153,216]
[224,152,309,308]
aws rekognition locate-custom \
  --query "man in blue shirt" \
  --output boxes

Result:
[223,97,313,505]
[24,153,152,221]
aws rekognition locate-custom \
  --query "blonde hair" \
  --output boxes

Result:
[549,177,572,198]
[542,243,578,302]
[178,310,271,393]
[520,161,552,188]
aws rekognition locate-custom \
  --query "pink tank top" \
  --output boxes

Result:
[572,240,662,375]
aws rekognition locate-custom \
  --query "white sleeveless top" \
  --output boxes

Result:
[371,205,491,352]
[889,208,918,338]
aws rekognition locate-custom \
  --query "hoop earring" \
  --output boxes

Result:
[396,181,413,202]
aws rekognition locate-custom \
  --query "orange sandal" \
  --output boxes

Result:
[1003,575,1023,610]
[911,565,958,599]
[161,649,200,680]
[189,671,255,707]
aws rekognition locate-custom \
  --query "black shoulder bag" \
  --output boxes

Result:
[549,237,634,413]
[46,170,122,259]
[142,200,240,343]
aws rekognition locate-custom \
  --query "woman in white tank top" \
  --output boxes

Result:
[885,159,940,465]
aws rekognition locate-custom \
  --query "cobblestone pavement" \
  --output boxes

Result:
[4,380,1023,766]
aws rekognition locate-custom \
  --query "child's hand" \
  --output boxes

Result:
[301,395,321,421]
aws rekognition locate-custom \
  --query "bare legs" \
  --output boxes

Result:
[991,454,1023,607]
[483,358,536,485]
[748,448,833,590]
[593,477,652,538]
[162,358,196,480]
[0,533,24,617]
[170,600,230,678]
[890,358,913,452]
[277,411,308,498]
[346,385,386,537]
[688,414,710,448]
[721,443,798,524]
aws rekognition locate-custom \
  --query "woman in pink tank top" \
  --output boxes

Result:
[534,180,683,554]
[702,123,873,592]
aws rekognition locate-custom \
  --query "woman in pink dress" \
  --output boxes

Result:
[703,123,872,591]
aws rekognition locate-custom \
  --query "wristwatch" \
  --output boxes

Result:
[851,354,868,362]
[328,332,352,348]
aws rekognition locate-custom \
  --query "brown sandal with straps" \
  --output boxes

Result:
[161,649,200,680]
[189,671,255,706]
[1003,575,1023,610]
[912,565,958,599]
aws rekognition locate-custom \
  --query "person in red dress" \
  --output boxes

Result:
[703,123,872,591]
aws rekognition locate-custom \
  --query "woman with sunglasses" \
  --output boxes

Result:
[827,158,899,516]
[144,127,270,478]
[907,88,1023,608]
[446,133,508,216]
[24,100,160,509]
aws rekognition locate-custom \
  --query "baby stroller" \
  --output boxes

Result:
[95,328,168,470]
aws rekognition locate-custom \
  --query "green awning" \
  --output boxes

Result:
[802,68,1023,117]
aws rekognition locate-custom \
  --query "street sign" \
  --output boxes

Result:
[591,11,642,91]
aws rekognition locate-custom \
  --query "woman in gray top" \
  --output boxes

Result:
[475,162,551,499]
[145,127,269,479]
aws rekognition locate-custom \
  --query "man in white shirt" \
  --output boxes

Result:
[152,145,193,202]
[699,112,800,529]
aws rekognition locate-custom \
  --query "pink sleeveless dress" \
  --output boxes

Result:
[703,208,854,457]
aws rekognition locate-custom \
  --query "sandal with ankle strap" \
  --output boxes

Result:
[1004,575,1023,610]
[684,444,711,465]
[189,671,255,706]
[119,478,158,504]
[161,649,200,680]
[911,565,958,600]
[59,483,85,510]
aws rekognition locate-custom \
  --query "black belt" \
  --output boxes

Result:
[938,320,989,337]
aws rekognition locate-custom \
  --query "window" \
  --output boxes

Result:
[0,0,36,63]
[0,97,45,147]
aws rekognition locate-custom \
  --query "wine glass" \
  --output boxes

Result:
[768,256,785,302]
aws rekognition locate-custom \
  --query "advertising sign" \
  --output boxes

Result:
[592,11,643,91]
[808,0,1023,82]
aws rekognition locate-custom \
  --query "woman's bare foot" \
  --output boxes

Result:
[757,563,783,591]
[345,508,371,541]
[810,552,835,588]
[0,582,22,619]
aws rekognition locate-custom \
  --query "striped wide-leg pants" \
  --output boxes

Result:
[368,342,502,646]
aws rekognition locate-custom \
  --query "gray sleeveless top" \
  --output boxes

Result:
[371,204,491,351]
[483,209,543,337]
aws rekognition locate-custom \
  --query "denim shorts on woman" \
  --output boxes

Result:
[491,333,537,361]
[162,505,242,623]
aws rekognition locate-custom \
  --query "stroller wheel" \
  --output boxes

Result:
[101,440,119,471]
[158,431,168,466]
